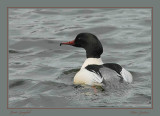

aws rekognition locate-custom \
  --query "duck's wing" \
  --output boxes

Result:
[103,63,122,75]
[85,63,132,84]
[103,63,132,83]
[85,64,123,85]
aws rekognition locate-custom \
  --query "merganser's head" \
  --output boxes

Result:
[60,33,103,58]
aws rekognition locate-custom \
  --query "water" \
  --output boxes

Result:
[8,8,152,108]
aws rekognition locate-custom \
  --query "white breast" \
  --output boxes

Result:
[81,58,103,69]
[74,58,104,85]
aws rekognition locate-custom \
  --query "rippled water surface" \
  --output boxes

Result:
[9,8,152,108]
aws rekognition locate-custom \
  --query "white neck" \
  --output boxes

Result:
[81,58,103,69]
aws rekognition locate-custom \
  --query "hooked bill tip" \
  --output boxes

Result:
[60,43,64,46]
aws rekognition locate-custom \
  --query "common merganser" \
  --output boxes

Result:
[60,33,133,86]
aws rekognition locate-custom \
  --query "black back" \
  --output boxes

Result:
[103,63,122,75]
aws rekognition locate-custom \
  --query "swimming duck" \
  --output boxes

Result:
[60,33,133,86]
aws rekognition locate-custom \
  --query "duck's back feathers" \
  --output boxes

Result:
[85,64,122,84]
[85,63,132,84]
[103,63,122,75]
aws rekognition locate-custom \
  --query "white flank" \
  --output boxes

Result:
[120,68,133,83]
[74,68,103,85]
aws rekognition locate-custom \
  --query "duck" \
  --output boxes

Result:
[60,33,133,86]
